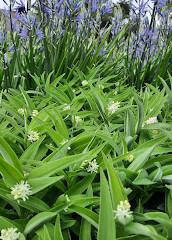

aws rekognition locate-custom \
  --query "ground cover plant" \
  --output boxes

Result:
[0,0,172,239]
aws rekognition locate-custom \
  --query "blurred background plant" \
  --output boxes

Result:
[0,0,171,90]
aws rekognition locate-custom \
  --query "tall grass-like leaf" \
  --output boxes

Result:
[159,75,172,104]
[125,109,136,137]
[54,214,64,240]
[97,168,116,240]
[19,85,36,111]
[88,25,113,69]
[103,154,127,209]
[79,186,93,240]
[43,225,51,240]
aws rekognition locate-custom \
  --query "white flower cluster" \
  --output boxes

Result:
[27,130,39,142]
[32,110,38,117]
[142,117,158,127]
[107,101,120,115]
[18,108,25,115]
[86,160,99,174]
[18,109,39,117]
[114,200,133,225]
[75,115,83,124]
[11,181,32,203]
[63,104,70,111]
[0,228,20,240]
[82,80,88,86]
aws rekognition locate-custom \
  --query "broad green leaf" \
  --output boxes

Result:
[125,109,136,137]
[126,222,166,240]
[103,154,127,208]
[69,205,99,229]
[20,136,46,162]
[144,212,172,239]
[97,168,116,240]
[0,216,23,231]
[28,176,64,195]
[29,145,104,179]
[54,214,64,240]
[79,186,93,240]
[0,157,23,187]
[128,145,156,172]
[19,85,36,111]
[43,225,51,240]
[0,137,23,174]
[24,212,57,235]
[65,175,95,196]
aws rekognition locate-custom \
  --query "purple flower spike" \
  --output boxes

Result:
[92,0,97,12]
[18,27,29,39]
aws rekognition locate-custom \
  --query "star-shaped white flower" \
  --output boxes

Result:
[86,160,99,173]
[107,101,120,115]
[0,228,20,240]
[11,180,32,203]
[114,200,133,225]
[32,110,38,117]
[142,117,158,127]
[27,130,40,142]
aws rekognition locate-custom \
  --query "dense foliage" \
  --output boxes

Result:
[0,0,172,240]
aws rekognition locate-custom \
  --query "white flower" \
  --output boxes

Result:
[63,104,70,111]
[18,108,25,115]
[60,139,68,145]
[114,91,117,95]
[11,181,32,203]
[125,154,134,163]
[72,89,76,92]
[82,80,88,86]
[142,117,158,127]
[75,115,83,124]
[107,101,120,115]
[0,228,20,240]
[27,130,39,142]
[86,160,99,173]
[114,200,133,225]
[67,146,71,150]
[32,110,38,117]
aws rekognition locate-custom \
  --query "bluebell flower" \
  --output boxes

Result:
[14,0,25,10]
[35,26,44,44]
[18,27,29,39]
